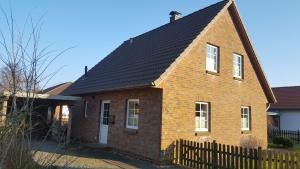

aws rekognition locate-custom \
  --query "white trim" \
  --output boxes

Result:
[233,53,243,79]
[195,102,209,132]
[99,100,110,144]
[126,99,139,130]
[241,106,250,131]
[206,44,219,73]
[84,101,88,118]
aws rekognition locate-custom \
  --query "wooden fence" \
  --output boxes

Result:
[269,129,300,144]
[174,139,300,169]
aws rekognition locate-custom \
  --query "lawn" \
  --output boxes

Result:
[268,143,300,153]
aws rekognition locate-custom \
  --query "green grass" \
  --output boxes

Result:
[268,143,300,153]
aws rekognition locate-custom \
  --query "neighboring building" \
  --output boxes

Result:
[63,0,275,162]
[268,86,300,131]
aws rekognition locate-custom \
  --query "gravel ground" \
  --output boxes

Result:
[32,141,184,169]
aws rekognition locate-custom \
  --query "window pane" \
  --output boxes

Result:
[196,104,200,111]
[128,118,134,126]
[201,104,208,113]
[133,117,138,127]
[195,111,200,117]
[195,116,200,129]
[200,116,206,129]
[129,101,135,109]
[128,109,134,117]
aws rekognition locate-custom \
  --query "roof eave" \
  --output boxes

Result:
[65,83,156,96]
[228,2,276,103]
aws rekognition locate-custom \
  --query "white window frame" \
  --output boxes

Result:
[84,101,88,118]
[241,106,250,131]
[233,53,243,79]
[195,102,209,132]
[126,99,139,130]
[206,44,219,73]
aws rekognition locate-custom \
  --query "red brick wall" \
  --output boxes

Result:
[71,88,163,160]
[158,9,268,151]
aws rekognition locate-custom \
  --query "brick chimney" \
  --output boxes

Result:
[169,11,181,22]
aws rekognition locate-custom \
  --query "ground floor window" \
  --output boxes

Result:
[62,105,69,119]
[241,106,251,131]
[195,102,209,132]
[126,99,139,129]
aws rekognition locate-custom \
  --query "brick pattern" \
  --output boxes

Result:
[71,88,163,160]
[71,9,269,162]
[159,10,268,152]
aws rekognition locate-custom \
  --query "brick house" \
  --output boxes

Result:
[63,0,276,161]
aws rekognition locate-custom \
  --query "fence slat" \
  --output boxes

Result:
[284,152,289,169]
[226,145,230,169]
[274,151,277,169]
[291,153,295,169]
[244,148,248,169]
[200,143,203,169]
[268,151,272,169]
[235,146,239,169]
[296,153,300,169]
[279,153,283,169]
[240,147,243,169]
[249,148,253,169]
[231,146,235,169]
[204,142,207,169]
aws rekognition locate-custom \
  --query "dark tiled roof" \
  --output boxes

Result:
[63,0,229,95]
[269,86,300,110]
[42,82,72,96]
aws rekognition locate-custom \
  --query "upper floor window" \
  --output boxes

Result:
[195,102,209,132]
[233,54,243,79]
[241,106,251,131]
[206,44,219,73]
[126,99,139,129]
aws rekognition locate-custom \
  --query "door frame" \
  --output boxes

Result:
[99,100,110,144]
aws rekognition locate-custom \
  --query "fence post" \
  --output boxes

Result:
[175,140,178,164]
[297,130,300,144]
[179,139,183,165]
[212,140,218,169]
[257,147,262,169]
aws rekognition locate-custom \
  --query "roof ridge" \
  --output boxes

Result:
[131,0,229,41]
[272,86,300,89]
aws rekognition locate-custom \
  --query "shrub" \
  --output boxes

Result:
[240,135,263,149]
[272,136,294,148]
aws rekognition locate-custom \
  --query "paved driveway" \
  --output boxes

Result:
[32,141,184,169]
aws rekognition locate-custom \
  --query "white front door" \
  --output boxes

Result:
[99,101,110,144]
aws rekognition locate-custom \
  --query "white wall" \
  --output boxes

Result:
[279,110,300,130]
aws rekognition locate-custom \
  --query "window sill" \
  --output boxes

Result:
[241,130,251,134]
[206,70,219,76]
[195,131,210,136]
[233,77,244,81]
[124,128,138,135]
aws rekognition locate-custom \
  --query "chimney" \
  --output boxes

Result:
[169,11,181,22]
[84,66,88,77]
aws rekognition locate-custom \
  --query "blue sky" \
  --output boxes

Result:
[0,0,299,88]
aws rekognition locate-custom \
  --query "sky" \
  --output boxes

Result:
[0,0,299,88]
